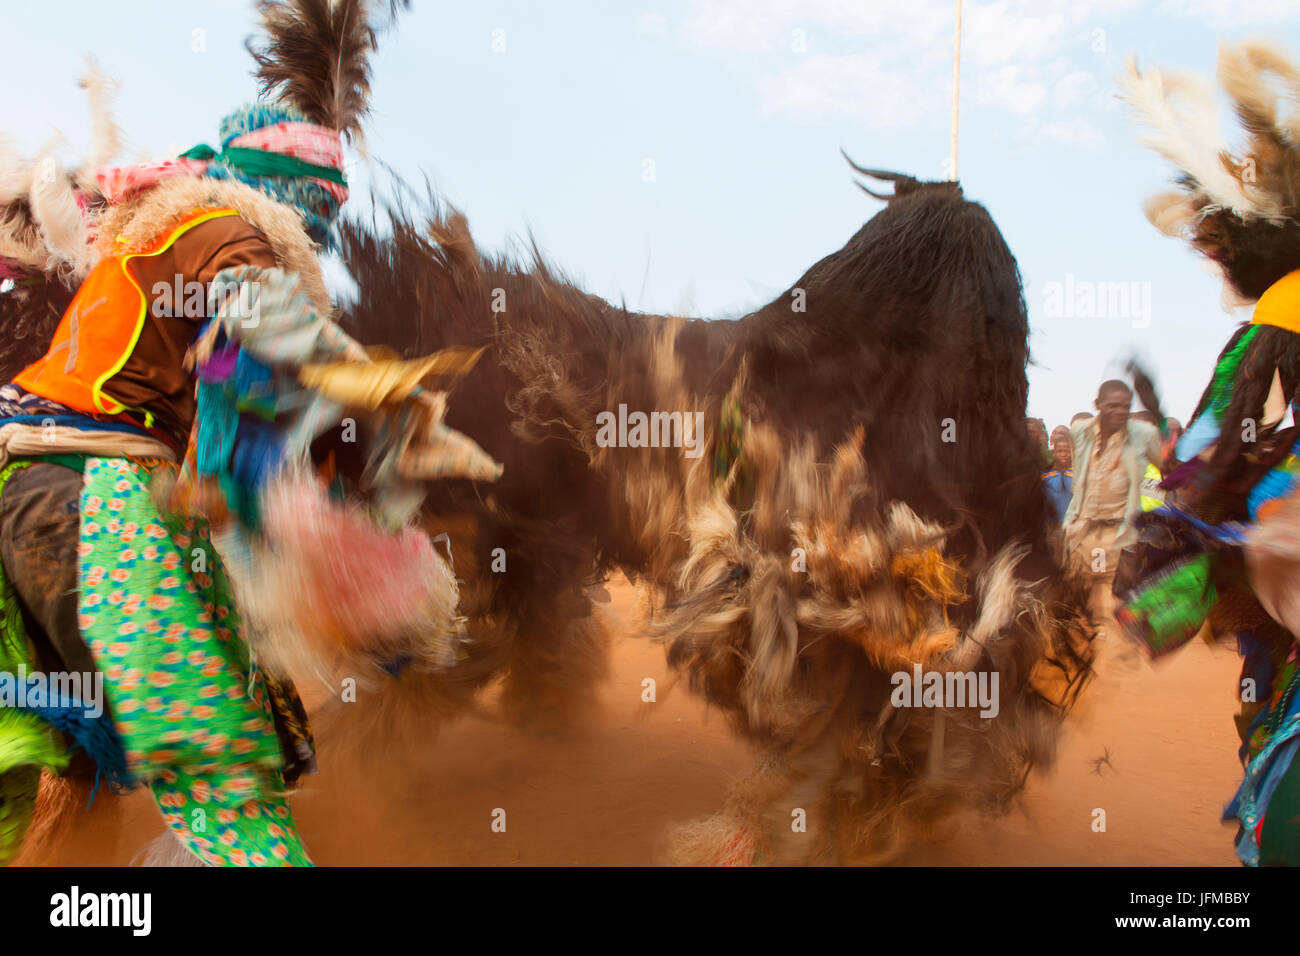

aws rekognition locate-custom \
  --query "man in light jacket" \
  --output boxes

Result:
[1063,380,1163,603]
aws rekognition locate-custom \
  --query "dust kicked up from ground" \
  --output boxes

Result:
[20,579,1241,865]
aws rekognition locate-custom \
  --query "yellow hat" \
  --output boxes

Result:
[1252,270,1300,334]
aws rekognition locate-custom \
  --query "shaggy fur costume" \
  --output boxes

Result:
[339,171,1095,863]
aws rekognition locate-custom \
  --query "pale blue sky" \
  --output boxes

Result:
[5,0,1299,432]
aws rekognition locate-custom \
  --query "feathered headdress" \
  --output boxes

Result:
[0,59,121,380]
[91,1,404,243]
[1118,41,1300,231]
[1119,44,1300,493]
[246,0,399,148]
[0,57,120,281]
[1118,41,1300,303]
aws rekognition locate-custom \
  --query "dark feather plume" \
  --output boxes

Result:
[1126,358,1164,422]
[246,0,387,143]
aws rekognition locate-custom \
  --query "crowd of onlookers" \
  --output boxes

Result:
[1029,380,1183,603]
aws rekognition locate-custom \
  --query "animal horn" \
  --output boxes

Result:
[840,149,922,201]
[855,182,894,201]
[839,150,914,183]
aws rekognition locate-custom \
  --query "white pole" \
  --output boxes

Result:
[950,0,963,181]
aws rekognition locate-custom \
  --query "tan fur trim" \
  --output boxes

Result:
[94,176,331,312]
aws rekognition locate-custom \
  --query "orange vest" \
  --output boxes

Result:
[13,207,238,425]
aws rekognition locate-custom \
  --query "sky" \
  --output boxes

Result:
[4,0,1299,432]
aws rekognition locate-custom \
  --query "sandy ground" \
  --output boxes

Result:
[900,625,1242,865]
[21,580,1243,865]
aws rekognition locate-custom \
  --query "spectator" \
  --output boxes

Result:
[1042,425,1074,522]
[1063,380,1163,604]
[1026,417,1052,468]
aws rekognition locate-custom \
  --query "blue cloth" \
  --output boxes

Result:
[1222,631,1300,867]
[0,383,78,421]
[230,416,285,495]
[1042,468,1073,522]
[1247,433,1300,520]
[1177,409,1221,461]
[195,330,286,530]
[0,669,135,799]
[0,414,153,438]
[1225,700,1300,866]
[1150,502,1249,545]
[0,382,153,438]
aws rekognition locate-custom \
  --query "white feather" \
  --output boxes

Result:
[1116,57,1270,220]
[132,831,209,867]
[954,543,1031,670]
[0,136,32,204]
[29,155,93,277]
[76,55,123,188]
